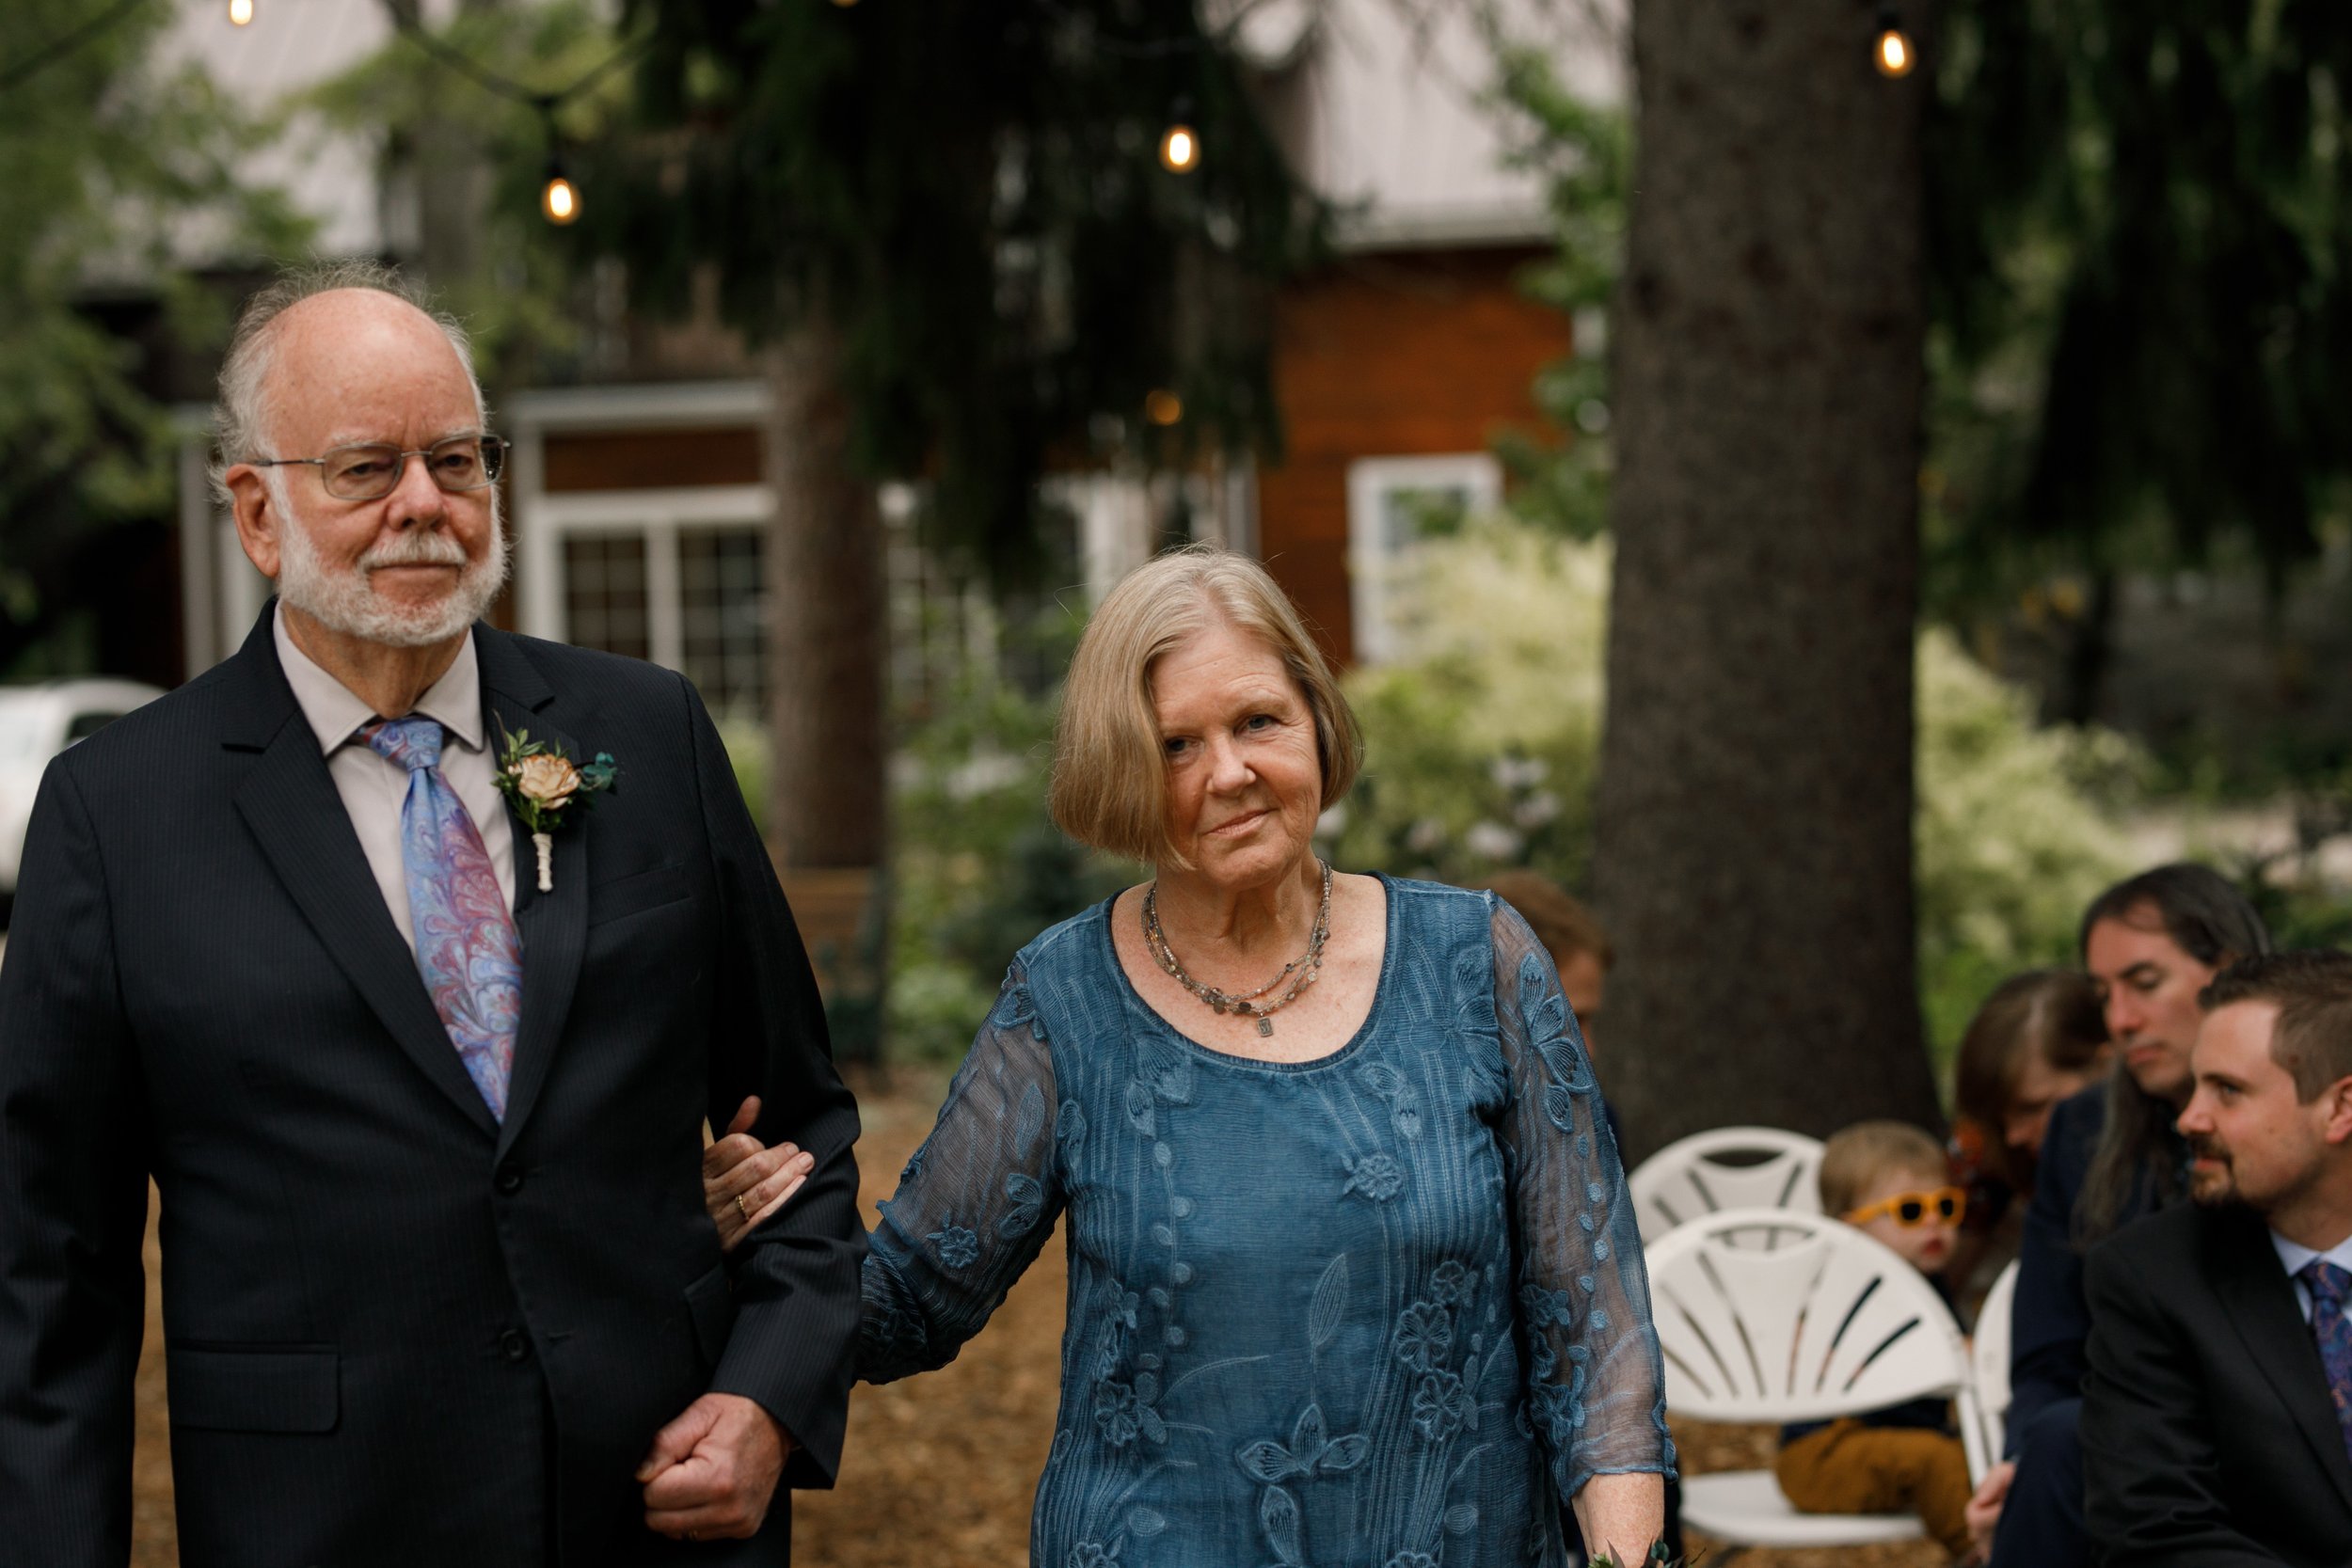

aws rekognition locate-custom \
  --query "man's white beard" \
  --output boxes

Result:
[270,471,509,648]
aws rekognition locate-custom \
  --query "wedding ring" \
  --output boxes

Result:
[685,1528,699,1541]
[735,1193,753,1220]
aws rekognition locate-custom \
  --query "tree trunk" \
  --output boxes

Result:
[762,321,887,873]
[1592,0,1943,1160]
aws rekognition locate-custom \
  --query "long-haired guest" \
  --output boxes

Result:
[1972,864,2270,1568]
[713,546,1672,1565]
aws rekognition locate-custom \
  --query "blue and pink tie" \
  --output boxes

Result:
[2302,1259,2352,1466]
[365,716,520,1121]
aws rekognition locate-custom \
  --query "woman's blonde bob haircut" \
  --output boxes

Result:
[1051,546,1363,866]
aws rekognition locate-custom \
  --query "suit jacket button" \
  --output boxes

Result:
[495,1166,524,1195]
[500,1328,531,1363]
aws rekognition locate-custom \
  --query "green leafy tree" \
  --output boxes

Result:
[0,0,307,673]
[1927,2,2352,722]
[572,0,1322,884]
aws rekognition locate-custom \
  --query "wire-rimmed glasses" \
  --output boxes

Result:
[250,434,508,501]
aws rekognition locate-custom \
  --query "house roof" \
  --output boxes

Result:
[156,0,402,259]
[1231,0,1624,252]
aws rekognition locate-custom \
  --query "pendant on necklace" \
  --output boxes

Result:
[1257,1016,1275,1037]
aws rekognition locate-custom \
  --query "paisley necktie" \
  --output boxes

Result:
[364,715,520,1121]
[2300,1259,2352,1466]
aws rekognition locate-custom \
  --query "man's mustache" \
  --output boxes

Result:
[359,531,469,571]
[2185,1134,2230,1165]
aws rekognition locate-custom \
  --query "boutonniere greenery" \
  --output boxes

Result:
[493,721,616,892]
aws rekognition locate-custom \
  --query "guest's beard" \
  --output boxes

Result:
[2185,1133,2239,1207]
[271,472,508,648]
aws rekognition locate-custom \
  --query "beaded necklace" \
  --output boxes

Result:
[1141,860,1332,1037]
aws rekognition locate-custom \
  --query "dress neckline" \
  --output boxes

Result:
[1096,870,1400,1075]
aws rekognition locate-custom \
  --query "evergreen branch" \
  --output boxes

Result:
[381,0,647,111]
[0,0,155,95]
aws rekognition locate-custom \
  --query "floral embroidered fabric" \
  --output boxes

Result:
[860,877,1673,1567]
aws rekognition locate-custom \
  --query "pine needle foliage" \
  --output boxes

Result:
[577,0,1326,582]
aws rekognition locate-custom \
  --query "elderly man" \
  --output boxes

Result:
[2081,950,2352,1565]
[0,263,863,1567]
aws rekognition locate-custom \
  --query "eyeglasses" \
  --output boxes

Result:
[1842,1186,1966,1227]
[251,435,507,501]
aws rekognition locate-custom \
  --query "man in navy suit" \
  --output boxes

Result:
[2081,950,2352,1565]
[0,263,863,1566]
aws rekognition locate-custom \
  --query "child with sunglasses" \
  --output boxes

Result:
[1773,1120,1979,1561]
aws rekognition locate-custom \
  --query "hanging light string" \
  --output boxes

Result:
[0,0,155,96]
[381,0,649,117]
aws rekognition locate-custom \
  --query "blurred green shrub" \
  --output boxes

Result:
[1328,518,2146,1076]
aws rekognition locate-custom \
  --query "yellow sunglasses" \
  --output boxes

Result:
[1842,1186,1967,1227]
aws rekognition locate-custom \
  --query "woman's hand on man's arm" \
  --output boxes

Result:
[705,1096,816,1253]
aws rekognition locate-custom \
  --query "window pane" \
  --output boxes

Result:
[678,526,766,717]
[563,534,650,660]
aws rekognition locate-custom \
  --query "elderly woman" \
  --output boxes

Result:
[708,547,1670,1563]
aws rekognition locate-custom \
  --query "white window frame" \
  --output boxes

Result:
[1345,451,1502,664]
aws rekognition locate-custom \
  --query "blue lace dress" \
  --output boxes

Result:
[859,877,1674,1568]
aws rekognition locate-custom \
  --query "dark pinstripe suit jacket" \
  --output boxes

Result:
[0,610,865,1568]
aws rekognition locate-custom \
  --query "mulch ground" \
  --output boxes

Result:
[129,1069,1944,1567]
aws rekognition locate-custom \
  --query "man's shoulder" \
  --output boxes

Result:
[2090,1198,2249,1300]
[479,627,691,711]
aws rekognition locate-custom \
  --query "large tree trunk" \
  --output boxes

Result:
[762,322,888,873]
[1591,0,1943,1160]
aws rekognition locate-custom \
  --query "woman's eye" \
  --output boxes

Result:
[1243,714,1274,732]
[1163,737,1190,757]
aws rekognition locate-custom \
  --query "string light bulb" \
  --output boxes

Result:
[1144,389,1184,426]
[1873,8,1915,78]
[1158,122,1200,175]
[229,0,255,24]
[541,159,580,225]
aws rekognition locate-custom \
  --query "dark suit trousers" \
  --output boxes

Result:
[1989,1397,2089,1568]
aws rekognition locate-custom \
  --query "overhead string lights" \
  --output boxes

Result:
[1873,6,1916,79]
[378,0,651,225]
[229,0,255,25]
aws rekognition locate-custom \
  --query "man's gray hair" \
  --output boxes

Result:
[208,259,486,507]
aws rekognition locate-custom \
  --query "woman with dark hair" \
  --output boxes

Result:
[1972,863,2270,1568]
[1952,970,2110,1195]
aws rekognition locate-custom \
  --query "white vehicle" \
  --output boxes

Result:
[0,679,167,899]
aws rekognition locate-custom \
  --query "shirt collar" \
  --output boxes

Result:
[2270,1227,2352,1280]
[273,603,485,755]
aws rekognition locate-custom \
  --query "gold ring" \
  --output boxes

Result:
[685,1528,699,1542]
[735,1193,752,1220]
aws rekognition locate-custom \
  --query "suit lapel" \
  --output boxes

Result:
[2211,1207,2352,1513]
[225,615,501,1137]
[479,629,587,1160]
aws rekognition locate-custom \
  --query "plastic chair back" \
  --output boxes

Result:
[1971,1257,2020,1462]
[1645,1207,1980,1472]
[1629,1126,1824,1243]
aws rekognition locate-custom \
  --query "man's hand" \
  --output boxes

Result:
[704,1096,815,1253]
[1964,1458,2013,1554]
[637,1392,793,1542]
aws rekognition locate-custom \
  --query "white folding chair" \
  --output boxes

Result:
[1645,1208,1987,1558]
[1970,1257,2020,1464]
[1628,1126,1824,1243]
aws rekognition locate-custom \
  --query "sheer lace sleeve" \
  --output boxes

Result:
[858,961,1065,1385]
[1487,902,1676,1497]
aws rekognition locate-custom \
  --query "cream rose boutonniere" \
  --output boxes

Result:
[493,722,616,892]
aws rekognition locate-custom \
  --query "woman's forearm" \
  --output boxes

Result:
[1571,1470,1665,1564]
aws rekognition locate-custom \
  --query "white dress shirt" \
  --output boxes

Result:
[273,606,516,949]
[2270,1227,2352,1324]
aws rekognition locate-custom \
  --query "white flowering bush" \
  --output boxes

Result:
[1331,516,2147,1067]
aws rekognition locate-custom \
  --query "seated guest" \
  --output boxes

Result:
[1955,969,2112,1196]
[1776,1121,1976,1560]
[1946,971,2111,1295]
[2080,950,2352,1567]
[1976,864,2270,1567]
